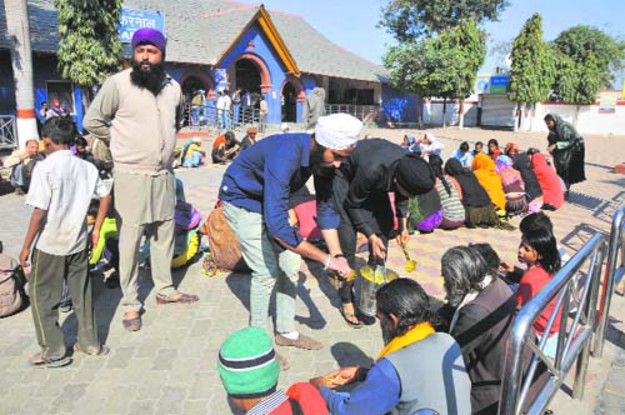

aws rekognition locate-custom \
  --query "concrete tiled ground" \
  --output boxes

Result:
[1,126,624,414]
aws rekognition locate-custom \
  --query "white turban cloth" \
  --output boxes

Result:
[314,113,363,150]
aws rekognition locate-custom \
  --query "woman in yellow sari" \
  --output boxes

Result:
[472,153,506,211]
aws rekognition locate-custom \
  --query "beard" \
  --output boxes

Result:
[130,59,166,95]
[309,144,335,178]
[380,315,396,345]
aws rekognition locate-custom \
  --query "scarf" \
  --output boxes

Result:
[377,322,435,360]
[449,275,494,332]
[472,153,506,210]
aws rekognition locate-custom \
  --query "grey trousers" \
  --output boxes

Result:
[117,217,176,313]
[223,202,301,334]
[29,249,99,360]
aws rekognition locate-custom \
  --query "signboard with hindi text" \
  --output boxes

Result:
[119,8,165,44]
[489,75,509,95]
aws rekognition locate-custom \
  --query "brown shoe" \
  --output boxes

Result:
[275,333,323,350]
[123,313,142,332]
[156,292,199,305]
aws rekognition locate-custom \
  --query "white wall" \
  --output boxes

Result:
[523,103,625,136]
[424,100,479,127]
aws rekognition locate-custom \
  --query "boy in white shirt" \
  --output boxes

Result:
[20,117,112,368]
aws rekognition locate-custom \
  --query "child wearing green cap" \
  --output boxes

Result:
[218,327,328,414]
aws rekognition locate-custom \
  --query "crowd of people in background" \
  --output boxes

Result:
[0,25,591,415]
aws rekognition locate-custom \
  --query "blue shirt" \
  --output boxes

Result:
[319,359,401,415]
[219,133,317,247]
[452,149,474,170]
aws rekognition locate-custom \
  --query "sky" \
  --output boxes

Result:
[239,0,624,76]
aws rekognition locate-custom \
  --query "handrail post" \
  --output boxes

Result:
[595,206,625,357]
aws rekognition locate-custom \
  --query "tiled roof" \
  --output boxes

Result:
[0,0,388,82]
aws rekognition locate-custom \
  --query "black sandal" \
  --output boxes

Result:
[340,305,363,329]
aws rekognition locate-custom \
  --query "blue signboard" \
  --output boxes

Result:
[119,8,165,44]
[490,75,509,94]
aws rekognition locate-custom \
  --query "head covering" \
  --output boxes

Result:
[246,127,258,136]
[404,134,416,145]
[192,136,202,144]
[445,158,491,208]
[395,153,435,197]
[131,28,167,52]
[280,123,290,133]
[315,113,363,150]
[52,99,60,106]
[218,327,280,399]
[428,154,451,196]
[513,153,542,200]
[505,142,520,158]
[472,153,506,210]
[530,153,564,209]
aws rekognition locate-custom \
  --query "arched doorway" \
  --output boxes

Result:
[232,54,272,124]
[282,82,296,122]
[180,71,215,127]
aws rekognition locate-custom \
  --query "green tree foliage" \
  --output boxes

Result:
[553,51,602,105]
[508,13,555,104]
[554,26,625,88]
[54,0,123,101]
[380,0,509,41]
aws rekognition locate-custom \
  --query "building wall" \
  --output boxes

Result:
[424,100,479,127]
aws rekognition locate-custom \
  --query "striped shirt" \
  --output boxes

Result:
[247,390,289,415]
[436,177,466,222]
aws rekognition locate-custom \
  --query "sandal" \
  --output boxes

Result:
[340,304,363,329]
[29,353,72,368]
[156,292,199,305]
[74,344,110,356]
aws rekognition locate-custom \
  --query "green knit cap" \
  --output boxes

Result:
[218,327,280,398]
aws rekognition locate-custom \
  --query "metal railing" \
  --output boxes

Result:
[325,104,380,123]
[0,115,18,149]
[183,103,261,130]
[499,233,607,415]
[596,205,625,357]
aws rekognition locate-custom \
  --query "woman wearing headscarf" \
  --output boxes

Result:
[544,113,586,199]
[513,153,543,214]
[430,155,465,230]
[530,152,564,211]
[472,153,506,212]
[401,134,420,154]
[444,158,501,229]
[418,133,444,161]
[496,155,527,215]
[487,139,502,162]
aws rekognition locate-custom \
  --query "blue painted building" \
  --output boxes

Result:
[0,0,418,132]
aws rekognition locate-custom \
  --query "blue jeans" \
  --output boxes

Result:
[222,202,301,333]
[233,103,241,125]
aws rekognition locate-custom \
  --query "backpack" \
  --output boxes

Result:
[0,254,27,318]
[200,206,249,272]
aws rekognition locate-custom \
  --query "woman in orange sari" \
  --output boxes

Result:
[472,153,506,211]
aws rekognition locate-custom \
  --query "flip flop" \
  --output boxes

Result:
[74,344,111,356]
[156,292,199,305]
[340,306,363,329]
[29,353,72,368]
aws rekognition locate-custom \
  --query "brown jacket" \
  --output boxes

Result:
[83,68,182,174]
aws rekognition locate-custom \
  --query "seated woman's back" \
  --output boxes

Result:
[472,153,506,211]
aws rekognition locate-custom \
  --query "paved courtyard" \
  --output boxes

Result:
[1,126,624,414]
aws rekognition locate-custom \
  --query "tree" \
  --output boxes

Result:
[383,21,486,128]
[54,0,123,109]
[553,51,602,105]
[554,26,625,88]
[507,13,556,130]
[380,0,509,41]
[4,0,39,147]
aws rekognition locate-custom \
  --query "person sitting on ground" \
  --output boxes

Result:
[182,137,206,168]
[487,139,502,162]
[71,136,95,163]
[239,127,258,152]
[501,228,562,358]
[444,158,502,229]
[281,123,291,134]
[452,141,474,170]
[408,186,443,234]
[401,134,420,154]
[472,153,506,212]
[87,199,120,289]
[218,327,329,415]
[19,117,112,368]
[212,131,239,164]
[528,151,564,211]
[505,142,520,159]
[513,152,543,213]
[496,155,527,216]
[418,132,444,161]
[310,278,472,415]
[5,139,43,195]
[429,155,465,230]
[472,141,484,157]
[441,245,517,415]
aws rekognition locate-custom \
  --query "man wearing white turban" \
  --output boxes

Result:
[219,113,362,369]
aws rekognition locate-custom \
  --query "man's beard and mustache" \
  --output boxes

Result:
[380,314,397,345]
[309,144,335,178]
[130,59,166,95]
